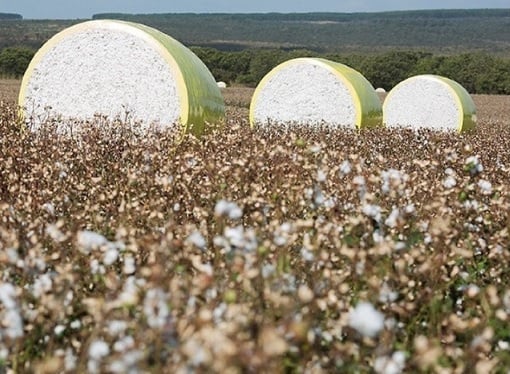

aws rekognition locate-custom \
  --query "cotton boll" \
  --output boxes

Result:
[76,230,109,254]
[42,202,55,215]
[88,340,110,373]
[103,248,119,266]
[115,276,140,306]
[348,302,385,338]
[88,340,110,360]
[107,320,128,337]
[217,225,258,253]
[91,259,105,275]
[143,288,170,329]
[478,179,492,195]
[404,204,416,215]
[316,169,327,182]
[379,282,399,303]
[186,231,207,249]
[374,351,406,374]
[64,348,77,371]
[54,325,66,336]
[465,156,483,174]
[113,336,135,353]
[385,208,400,228]
[46,224,66,242]
[1,280,34,341]
[3,309,24,339]
[443,176,457,189]
[381,169,406,194]
[339,160,352,175]
[123,256,136,275]
[362,204,382,222]
[32,273,53,297]
[214,199,243,220]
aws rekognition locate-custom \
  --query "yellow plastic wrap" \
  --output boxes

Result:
[435,75,477,132]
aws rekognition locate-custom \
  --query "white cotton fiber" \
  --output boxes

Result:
[19,20,225,136]
[252,62,355,127]
[250,58,382,129]
[24,28,180,128]
[383,75,477,132]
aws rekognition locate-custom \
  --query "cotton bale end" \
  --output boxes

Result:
[383,75,476,132]
[249,58,382,129]
[19,20,225,136]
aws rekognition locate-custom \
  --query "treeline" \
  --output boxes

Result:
[0,13,22,20]
[93,9,510,22]
[192,48,510,94]
[0,47,34,78]
[1,46,509,95]
[91,10,510,54]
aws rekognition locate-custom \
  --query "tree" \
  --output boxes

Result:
[358,51,432,91]
[0,47,35,77]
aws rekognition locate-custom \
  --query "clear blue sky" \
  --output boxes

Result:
[1,0,508,19]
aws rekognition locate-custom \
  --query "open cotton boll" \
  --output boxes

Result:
[383,75,477,132]
[19,20,225,136]
[348,301,385,338]
[250,58,382,129]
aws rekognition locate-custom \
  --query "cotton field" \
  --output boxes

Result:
[1,84,510,372]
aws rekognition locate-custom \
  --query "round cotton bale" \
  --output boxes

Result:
[383,75,476,132]
[217,81,228,89]
[249,58,382,129]
[19,20,224,136]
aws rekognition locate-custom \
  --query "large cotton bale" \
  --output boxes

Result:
[249,58,382,129]
[383,75,476,132]
[19,20,224,136]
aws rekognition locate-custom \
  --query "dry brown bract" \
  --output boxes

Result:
[0,85,510,372]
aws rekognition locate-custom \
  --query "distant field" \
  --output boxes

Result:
[0,79,20,103]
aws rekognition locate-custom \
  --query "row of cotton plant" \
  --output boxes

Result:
[0,97,510,372]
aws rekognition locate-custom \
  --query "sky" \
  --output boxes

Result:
[1,0,508,19]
